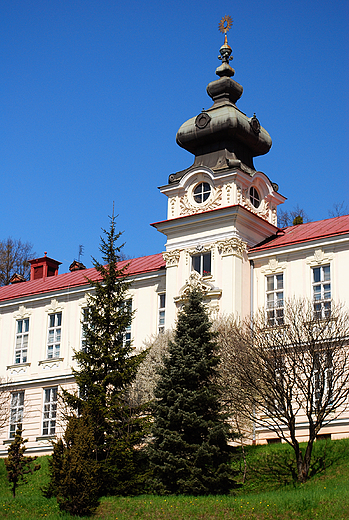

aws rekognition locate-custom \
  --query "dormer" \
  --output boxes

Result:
[29,253,61,281]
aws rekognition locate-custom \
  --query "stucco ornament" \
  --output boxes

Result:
[306,249,334,267]
[45,299,64,314]
[175,271,222,304]
[14,305,31,319]
[179,186,222,216]
[178,271,213,298]
[261,257,287,274]
[163,249,181,267]
[217,237,246,258]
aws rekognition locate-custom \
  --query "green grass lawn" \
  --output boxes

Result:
[1,438,349,519]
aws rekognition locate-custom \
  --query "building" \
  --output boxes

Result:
[0,29,348,455]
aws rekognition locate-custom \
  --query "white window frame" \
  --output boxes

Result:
[9,391,24,439]
[265,273,284,326]
[47,312,62,358]
[15,318,29,364]
[42,387,58,436]
[158,293,166,334]
[192,252,211,277]
[81,307,89,350]
[123,299,132,347]
[312,265,331,319]
[313,351,333,410]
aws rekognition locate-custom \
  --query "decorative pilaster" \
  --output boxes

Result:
[163,249,181,267]
[216,237,246,258]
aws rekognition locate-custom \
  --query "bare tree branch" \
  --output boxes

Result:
[215,300,349,482]
[328,201,349,218]
[0,378,11,433]
[128,331,172,408]
[0,238,35,286]
[277,205,311,228]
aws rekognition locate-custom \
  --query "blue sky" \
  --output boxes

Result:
[0,0,348,272]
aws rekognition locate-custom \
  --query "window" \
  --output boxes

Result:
[123,300,132,347]
[81,308,89,350]
[15,318,29,364]
[266,274,284,326]
[313,351,333,411]
[47,313,62,358]
[312,265,331,318]
[192,252,211,276]
[193,182,211,203]
[249,186,260,208]
[9,391,24,438]
[42,387,58,436]
[158,293,166,334]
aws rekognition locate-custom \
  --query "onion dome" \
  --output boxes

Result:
[173,17,272,182]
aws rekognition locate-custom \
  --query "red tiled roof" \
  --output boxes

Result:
[250,215,349,253]
[0,253,165,303]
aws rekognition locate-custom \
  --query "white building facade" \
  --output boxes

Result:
[0,33,348,454]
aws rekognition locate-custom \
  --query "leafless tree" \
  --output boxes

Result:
[328,201,349,218]
[216,300,349,483]
[278,205,311,228]
[128,331,171,408]
[0,378,11,433]
[0,238,35,286]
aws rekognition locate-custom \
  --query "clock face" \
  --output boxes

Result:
[195,112,211,129]
[250,115,261,134]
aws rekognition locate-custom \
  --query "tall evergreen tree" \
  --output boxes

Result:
[60,214,149,496]
[149,288,236,495]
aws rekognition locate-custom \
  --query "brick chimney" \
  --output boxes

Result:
[29,252,62,281]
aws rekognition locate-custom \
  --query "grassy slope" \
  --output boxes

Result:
[0,438,348,519]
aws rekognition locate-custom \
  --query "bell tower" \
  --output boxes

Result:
[152,17,285,324]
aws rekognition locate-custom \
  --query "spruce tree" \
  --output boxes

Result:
[60,214,148,496]
[149,288,236,495]
[5,428,40,497]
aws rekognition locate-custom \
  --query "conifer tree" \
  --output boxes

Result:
[149,288,236,495]
[61,214,149,495]
[48,413,100,516]
[5,428,40,497]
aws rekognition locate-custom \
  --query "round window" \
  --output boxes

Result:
[193,182,211,204]
[249,186,260,208]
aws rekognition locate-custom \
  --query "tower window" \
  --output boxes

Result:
[250,187,260,208]
[192,252,211,276]
[193,183,211,203]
